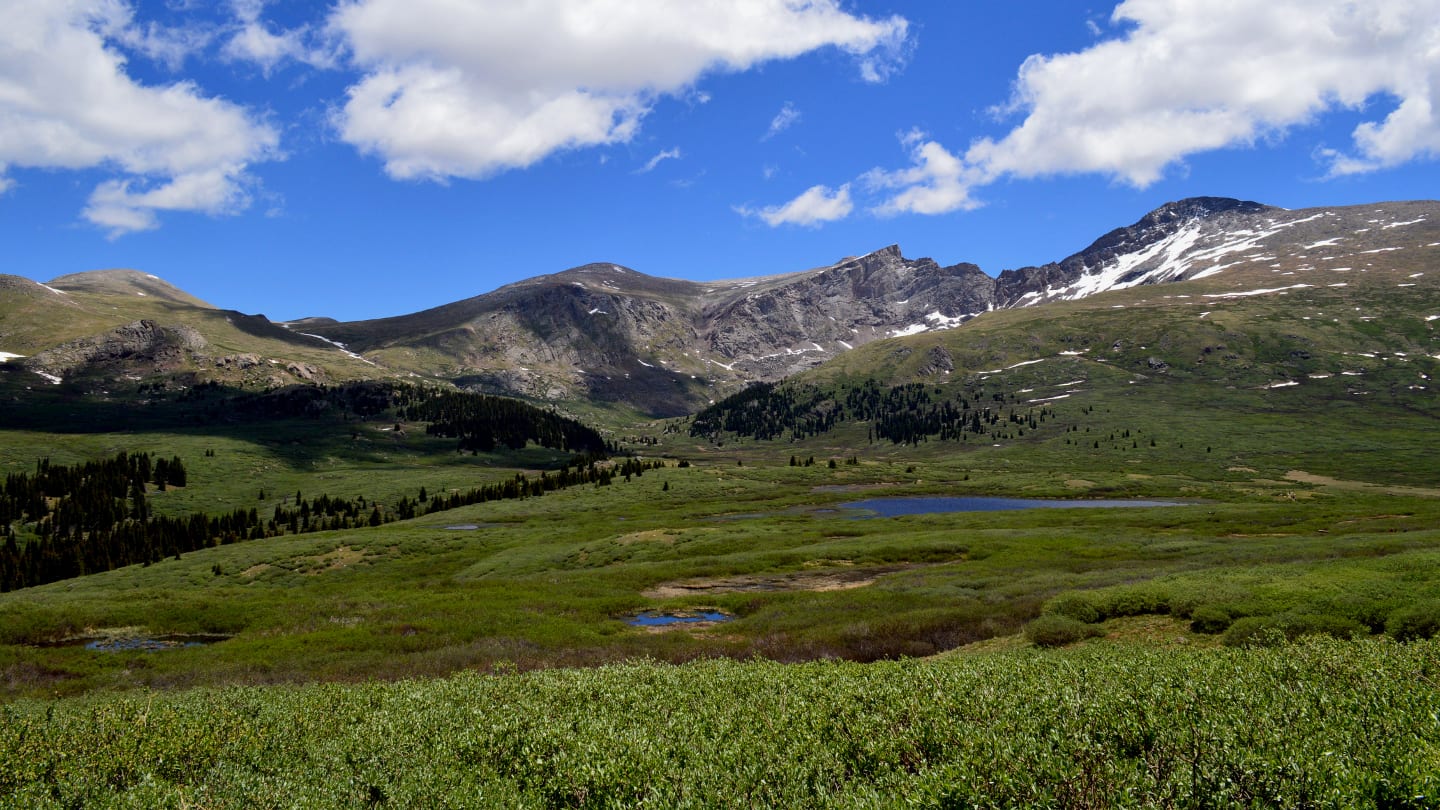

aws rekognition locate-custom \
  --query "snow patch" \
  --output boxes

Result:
[34,370,62,385]
[297,333,376,366]
[0,351,25,360]
[136,291,146,296]
[1304,238,1343,249]
[1056,380,1085,387]
[1384,217,1427,229]
[1027,394,1071,403]
[888,323,930,338]
[1361,247,1402,254]
[1264,381,1299,389]
[637,359,654,368]
[1202,284,1311,298]
[145,274,160,280]
[38,283,67,296]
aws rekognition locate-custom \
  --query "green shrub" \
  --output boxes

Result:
[1386,601,1440,642]
[1024,614,1102,647]
[1223,613,1366,648]
[1189,605,1233,635]
[1096,587,1171,620]
[1044,594,1100,624]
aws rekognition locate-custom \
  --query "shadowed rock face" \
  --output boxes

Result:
[25,320,207,378]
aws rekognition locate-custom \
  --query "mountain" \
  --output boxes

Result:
[0,269,382,389]
[297,197,1438,413]
[3,198,1437,415]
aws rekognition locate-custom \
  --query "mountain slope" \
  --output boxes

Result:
[0,270,383,390]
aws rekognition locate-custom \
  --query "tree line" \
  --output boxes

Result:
[0,452,667,593]
[690,380,1055,446]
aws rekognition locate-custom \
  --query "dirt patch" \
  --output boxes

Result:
[811,483,902,494]
[1285,470,1440,498]
[614,529,682,545]
[643,566,899,599]
[1228,466,1259,473]
[239,562,272,579]
[298,546,368,575]
[1064,479,1096,489]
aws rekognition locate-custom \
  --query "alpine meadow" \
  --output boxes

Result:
[4,1,1440,806]
[3,195,1440,805]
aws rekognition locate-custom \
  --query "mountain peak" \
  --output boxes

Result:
[1147,196,1274,222]
[47,269,213,308]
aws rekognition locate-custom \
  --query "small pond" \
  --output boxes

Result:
[841,496,1187,518]
[626,611,732,627]
[43,634,231,652]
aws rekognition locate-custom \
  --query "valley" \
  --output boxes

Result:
[2,196,1438,805]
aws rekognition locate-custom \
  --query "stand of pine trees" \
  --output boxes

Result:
[690,381,1055,446]
[0,452,666,593]
[404,391,607,454]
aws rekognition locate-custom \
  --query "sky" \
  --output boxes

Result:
[3,0,1439,322]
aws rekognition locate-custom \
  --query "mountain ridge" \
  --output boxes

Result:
[4,196,1437,415]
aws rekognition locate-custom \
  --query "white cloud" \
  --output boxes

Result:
[967,0,1440,185]
[0,0,279,236]
[112,18,213,70]
[221,0,336,74]
[763,102,801,140]
[819,0,1440,222]
[636,147,682,174]
[737,183,852,227]
[865,131,983,216]
[327,0,907,181]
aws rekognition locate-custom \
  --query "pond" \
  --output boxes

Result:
[626,611,732,627]
[43,634,231,652]
[840,496,1187,518]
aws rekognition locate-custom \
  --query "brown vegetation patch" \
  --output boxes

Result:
[614,529,682,545]
[1285,470,1440,498]
[298,546,368,575]
[1064,479,1096,489]
[811,483,901,494]
[239,563,272,580]
[643,566,899,599]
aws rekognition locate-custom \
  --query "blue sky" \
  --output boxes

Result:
[3,0,1438,322]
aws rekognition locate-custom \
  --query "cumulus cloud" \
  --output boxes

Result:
[327,0,907,181]
[763,102,801,140]
[865,131,983,216]
[736,183,852,227]
[783,0,1440,223]
[969,0,1440,185]
[0,0,280,235]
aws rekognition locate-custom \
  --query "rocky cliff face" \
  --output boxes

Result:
[24,320,208,379]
